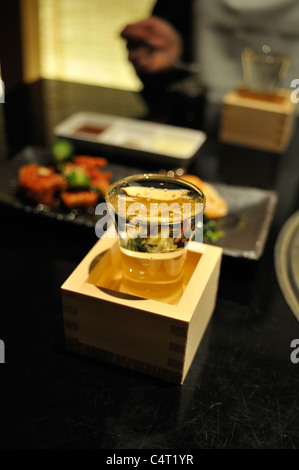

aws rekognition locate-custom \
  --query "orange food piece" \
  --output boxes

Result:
[91,178,111,196]
[72,156,108,168]
[65,158,113,191]
[18,163,66,206]
[60,191,100,209]
[90,169,113,183]
[181,174,229,219]
[180,174,205,191]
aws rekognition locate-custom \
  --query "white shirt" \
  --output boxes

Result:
[193,0,299,102]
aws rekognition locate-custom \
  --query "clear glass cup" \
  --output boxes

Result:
[106,174,205,302]
[242,46,291,95]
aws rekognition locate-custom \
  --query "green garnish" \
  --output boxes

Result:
[52,139,74,164]
[127,237,147,252]
[67,170,91,188]
[125,236,178,253]
[203,216,225,243]
[123,216,225,253]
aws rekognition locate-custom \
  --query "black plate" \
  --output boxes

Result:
[0,147,277,258]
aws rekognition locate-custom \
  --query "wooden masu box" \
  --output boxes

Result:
[219,88,297,153]
[61,232,222,384]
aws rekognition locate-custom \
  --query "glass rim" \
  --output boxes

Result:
[105,173,206,205]
[242,46,290,60]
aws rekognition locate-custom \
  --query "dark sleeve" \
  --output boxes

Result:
[152,0,193,62]
[138,0,194,103]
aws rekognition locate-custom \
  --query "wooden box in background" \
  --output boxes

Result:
[61,233,222,384]
[219,88,297,153]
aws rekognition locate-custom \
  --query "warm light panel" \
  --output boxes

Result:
[38,0,156,91]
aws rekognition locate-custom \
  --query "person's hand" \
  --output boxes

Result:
[121,16,182,74]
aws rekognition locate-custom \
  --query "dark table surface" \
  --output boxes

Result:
[0,80,299,450]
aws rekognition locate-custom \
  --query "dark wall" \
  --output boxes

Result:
[0,0,24,92]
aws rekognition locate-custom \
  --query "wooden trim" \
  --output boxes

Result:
[20,0,41,83]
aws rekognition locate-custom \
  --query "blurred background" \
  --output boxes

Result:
[38,0,156,91]
[1,0,156,93]
[1,0,159,159]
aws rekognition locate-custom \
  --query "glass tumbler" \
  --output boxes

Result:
[242,46,290,94]
[105,174,205,302]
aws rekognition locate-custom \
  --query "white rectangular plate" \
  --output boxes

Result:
[54,112,207,166]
